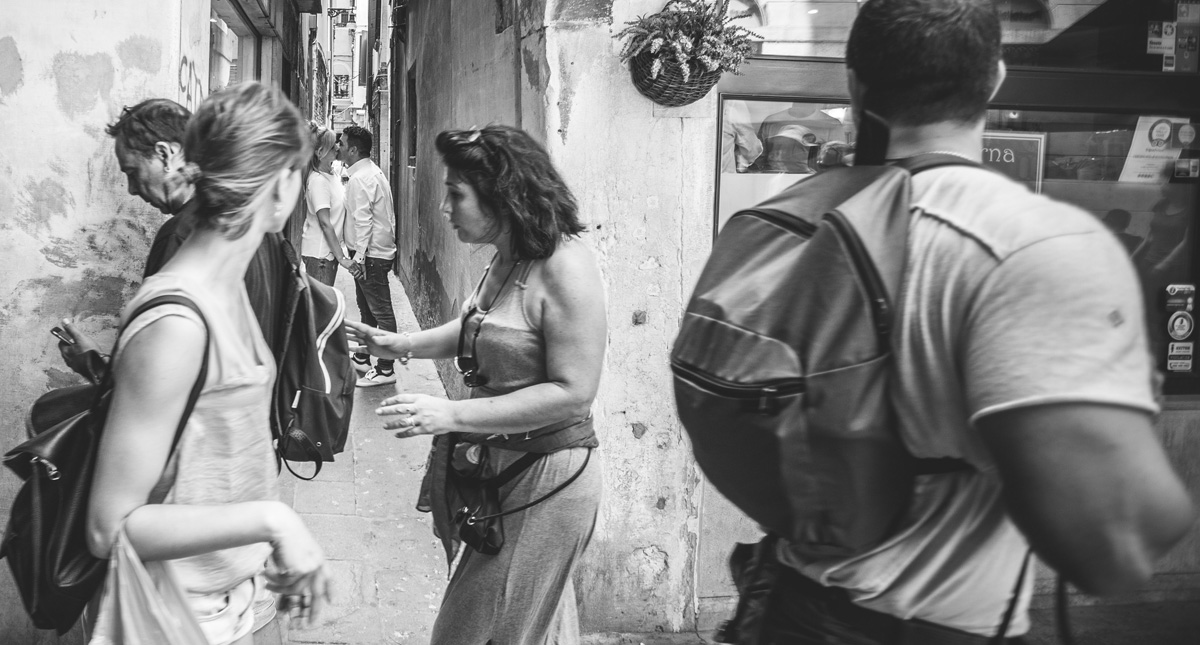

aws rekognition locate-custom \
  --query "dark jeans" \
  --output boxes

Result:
[761,567,1028,645]
[302,256,338,287]
[354,256,396,372]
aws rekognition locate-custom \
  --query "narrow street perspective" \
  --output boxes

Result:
[5,1,1200,645]
[277,270,445,645]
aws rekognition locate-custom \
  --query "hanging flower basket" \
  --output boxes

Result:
[629,50,722,108]
[616,0,758,109]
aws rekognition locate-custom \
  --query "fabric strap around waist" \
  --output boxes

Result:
[460,415,599,453]
[777,567,1022,645]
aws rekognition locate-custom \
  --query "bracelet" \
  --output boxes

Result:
[398,332,414,366]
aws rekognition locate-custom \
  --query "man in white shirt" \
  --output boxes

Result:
[338,125,399,387]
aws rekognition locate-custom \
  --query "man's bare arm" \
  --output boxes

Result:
[977,403,1196,595]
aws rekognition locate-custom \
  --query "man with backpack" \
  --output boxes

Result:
[57,99,291,379]
[48,98,353,635]
[675,1,1196,643]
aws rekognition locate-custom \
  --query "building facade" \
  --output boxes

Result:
[391,0,1200,638]
[0,1,320,641]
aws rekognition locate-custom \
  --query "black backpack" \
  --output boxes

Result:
[671,157,971,558]
[272,254,356,480]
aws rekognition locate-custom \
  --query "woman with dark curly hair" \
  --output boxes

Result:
[345,125,605,644]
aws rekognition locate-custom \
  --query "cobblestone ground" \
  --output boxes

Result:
[277,267,446,645]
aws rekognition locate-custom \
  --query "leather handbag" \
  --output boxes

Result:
[0,295,210,634]
[447,441,591,556]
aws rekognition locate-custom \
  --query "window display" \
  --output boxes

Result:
[717,97,1200,381]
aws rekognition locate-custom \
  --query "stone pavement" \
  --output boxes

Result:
[277,268,446,645]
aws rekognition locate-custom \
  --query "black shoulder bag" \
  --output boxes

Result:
[0,295,210,634]
[447,438,592,556]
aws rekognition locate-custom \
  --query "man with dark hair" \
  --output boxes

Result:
[739,1,1195,643]
[105,99,195,275]
[338,124,399,386]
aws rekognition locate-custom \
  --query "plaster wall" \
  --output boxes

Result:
[399,0,521,400]
[0,1,210,641]
[537,0,716,631]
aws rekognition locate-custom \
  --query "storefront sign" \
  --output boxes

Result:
[981,132,1045,193]
[1149,21,1178,55]
[1176,23,1199,72]
[1166,283,1196,311]
[1169,311,1194,341]
[1180,0,1200,25]
[1119,116,1190,183]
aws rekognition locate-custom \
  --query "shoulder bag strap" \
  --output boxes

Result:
[470,448,592,524]
[991,548,1033,644]
[116,295,212,452]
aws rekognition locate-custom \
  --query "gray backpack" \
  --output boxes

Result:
[671,156,971,557]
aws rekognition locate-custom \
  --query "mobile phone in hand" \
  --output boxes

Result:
[51,326,74,345]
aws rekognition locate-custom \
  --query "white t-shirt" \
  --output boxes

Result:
[302,171,346,261]
[780,166,1159,636]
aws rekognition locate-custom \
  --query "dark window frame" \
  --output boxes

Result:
[716,56,1200,394]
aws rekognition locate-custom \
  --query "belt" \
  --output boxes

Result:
[776,568,1018,645]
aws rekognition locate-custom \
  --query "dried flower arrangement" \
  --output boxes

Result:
[615,0,759,83]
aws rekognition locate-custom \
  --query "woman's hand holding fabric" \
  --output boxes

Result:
[378,393,456,438]
[344,319,409,359]
[265,510,334,628]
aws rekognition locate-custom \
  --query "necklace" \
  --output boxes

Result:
[455,257,522,388]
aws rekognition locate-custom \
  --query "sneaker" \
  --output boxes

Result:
[357,367,397,388]
[351,353,372,374]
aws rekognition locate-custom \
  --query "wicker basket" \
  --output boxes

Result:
[629,50,721,108]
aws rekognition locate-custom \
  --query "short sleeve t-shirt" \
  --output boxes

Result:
[779,165,1158,636]
[301,171,346,260]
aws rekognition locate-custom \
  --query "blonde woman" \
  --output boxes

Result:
[301,123,358,286]
[86,83,332,645]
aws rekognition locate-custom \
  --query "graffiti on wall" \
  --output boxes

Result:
[178,54,205,110]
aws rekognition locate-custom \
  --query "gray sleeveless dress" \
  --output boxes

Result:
[429,259,603,645]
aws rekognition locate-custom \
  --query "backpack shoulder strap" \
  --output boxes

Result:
[118,295,212,452]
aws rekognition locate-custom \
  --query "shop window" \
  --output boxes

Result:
[987,108,1199,380]
[717,99,857,229]
[210,0,259,93]
[717,95,1200,388]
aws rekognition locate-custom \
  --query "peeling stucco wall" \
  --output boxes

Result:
[0,2,209,641]
[536,2,715,631]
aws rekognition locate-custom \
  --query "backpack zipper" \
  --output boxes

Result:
[824,212,893,339]
[738,209,818,238]
[671,361,804,416]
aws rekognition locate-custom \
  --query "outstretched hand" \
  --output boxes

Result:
[344,319,410,359]
[377,393,456,438]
